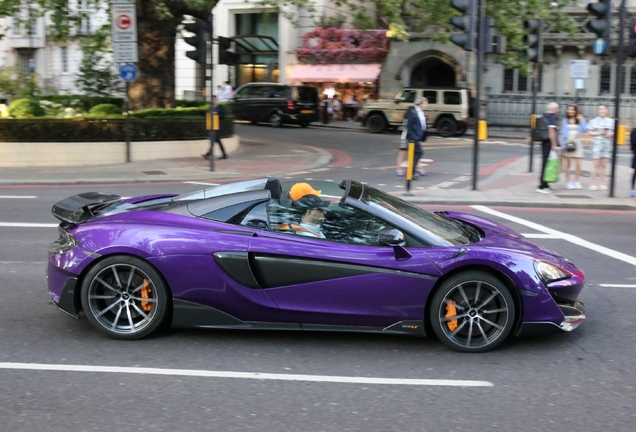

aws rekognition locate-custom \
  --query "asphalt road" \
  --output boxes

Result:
[1,129,635,431]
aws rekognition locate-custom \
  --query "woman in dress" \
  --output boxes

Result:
[560,104,586,189]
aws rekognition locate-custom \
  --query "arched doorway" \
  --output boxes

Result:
[398,50,462,88]
[411,58,456,87]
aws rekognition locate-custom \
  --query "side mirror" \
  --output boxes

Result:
[378,228,405,246]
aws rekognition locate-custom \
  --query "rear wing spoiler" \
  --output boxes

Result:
[52,192,121,224]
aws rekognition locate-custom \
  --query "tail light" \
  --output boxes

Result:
[287,100,295,110]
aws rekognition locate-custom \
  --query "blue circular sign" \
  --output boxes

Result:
[593,38,607,55]
[119,63,138,82]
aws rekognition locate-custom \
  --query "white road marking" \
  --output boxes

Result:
[522,233,560,239]
[0,222,57,228]
[183,181,220,186]
[0,195,37,199]
[598,284,636,288]
[0,363,493,387]
[473,206,636,267]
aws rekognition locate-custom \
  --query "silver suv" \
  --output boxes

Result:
[359,87,472,137]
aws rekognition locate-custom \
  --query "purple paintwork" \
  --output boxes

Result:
[47,178,586,347]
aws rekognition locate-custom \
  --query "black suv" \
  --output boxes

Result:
[228,83,319,128]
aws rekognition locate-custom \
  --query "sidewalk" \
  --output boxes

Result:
[0,135,634,209]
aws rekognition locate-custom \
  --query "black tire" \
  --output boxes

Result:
[366,113,387,133]
[430,271,515,353]
[251,121,258,125]
[80,255,170,340]
[436,117,458,137]
[456,123,467,136]
[269,112,282,128]
[300,122,310,128]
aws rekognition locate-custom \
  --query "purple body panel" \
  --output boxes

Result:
[47,193,586,333]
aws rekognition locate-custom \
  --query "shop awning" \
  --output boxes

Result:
[288,64,382,83]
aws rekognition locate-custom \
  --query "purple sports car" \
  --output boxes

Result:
[47,178,586,352]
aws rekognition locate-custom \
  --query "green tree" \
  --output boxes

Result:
[0,66,40,99]
[1,0,219,109]
[75,26,121,97]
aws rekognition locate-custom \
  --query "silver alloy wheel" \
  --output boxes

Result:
[436,279,512,351]
[85,263,159,336]
[270,112,282,127]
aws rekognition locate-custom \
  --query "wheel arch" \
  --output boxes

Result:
[365,110,390,124]
[74,252,174,317]
[424,264,524,339]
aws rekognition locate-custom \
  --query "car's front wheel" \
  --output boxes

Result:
[366,113,387,133]
[80,255,170,340]
[430,271,515,353]
[269,112,282,128]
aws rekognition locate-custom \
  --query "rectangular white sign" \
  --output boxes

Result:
[113,42,138,63]
[569,60,589,79]
[111,2,138,62]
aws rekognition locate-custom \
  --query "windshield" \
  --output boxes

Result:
[348,182,478,246]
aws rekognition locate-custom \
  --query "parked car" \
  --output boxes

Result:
[47,178,586,353]
[358,87,473,136]
[228,83,319,127]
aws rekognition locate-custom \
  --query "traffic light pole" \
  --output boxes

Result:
[529,62,538,173]
[472,0,484,191]
[209,13,215,172]
[610,0,626,197]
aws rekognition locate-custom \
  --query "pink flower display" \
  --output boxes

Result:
[298,28,388,64]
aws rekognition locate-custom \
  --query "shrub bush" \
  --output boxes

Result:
[176,99,208,108]
[8,99,46,118]
[34,95,125,112]
[88,103,122,116]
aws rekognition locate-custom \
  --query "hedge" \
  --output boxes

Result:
[34,95,125,111]
[8,99,46,118]
[0,117,234,142]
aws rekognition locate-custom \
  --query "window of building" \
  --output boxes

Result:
[630,67,636,95]
[61,47,68,73]
[12,16,21,36]
[599,64,611,94]
[620,65,627,94]
[79,0,91,34]
[503,69,514,92]
[27,7,37,36]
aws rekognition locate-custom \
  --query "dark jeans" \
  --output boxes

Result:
[539,140,552,189]
[208,131,227,157]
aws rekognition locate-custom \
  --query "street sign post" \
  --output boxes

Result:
[569,60,590,78]
[111,1,138,63]
[119,63,138,82]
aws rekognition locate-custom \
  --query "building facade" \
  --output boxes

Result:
[0,1,109,96]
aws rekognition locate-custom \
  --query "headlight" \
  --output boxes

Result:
[534,261,571,284]
[49,228,78,255]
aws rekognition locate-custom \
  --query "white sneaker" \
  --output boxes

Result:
[536,188,552,194]
[599,185,608,191]
[574,182,582,189]
[589,185,598,191]
[566,182,574,190]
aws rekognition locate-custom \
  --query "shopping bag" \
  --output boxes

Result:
[542,151,559,183]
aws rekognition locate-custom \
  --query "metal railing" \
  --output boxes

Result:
[486,94,636,127]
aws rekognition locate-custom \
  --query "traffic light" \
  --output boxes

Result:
[586,0,612,56]
[218,36,240,65]
[523,19,542,63]
[449,0,476,51]
[184,20,211,64]
[629,18,636,57]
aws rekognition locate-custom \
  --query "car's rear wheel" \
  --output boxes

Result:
[436,117,458,137]
[430,271,515,353]
[366,113,387,133]
[269,112,282,128]
[456,123,467,136]
[80,255,169,340]
[300,122,310,127]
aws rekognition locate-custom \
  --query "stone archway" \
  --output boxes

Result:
[411,58,456,86]
[397,50,462,88]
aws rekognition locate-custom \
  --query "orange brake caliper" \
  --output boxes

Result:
[445,300,458,332]
[140,279,152,312]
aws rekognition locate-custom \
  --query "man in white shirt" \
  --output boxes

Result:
[218,81,234,101]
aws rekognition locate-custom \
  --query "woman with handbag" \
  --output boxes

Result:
[560,104,587,190]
